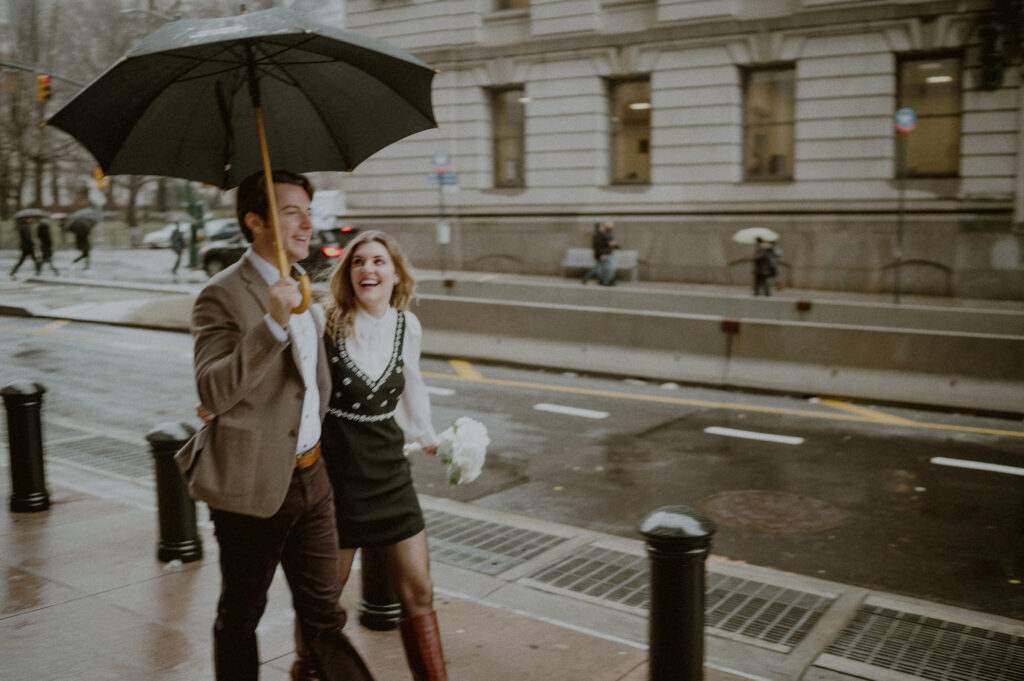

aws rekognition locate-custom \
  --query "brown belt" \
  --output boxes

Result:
[295,441,321,469]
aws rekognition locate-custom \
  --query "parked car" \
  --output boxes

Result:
[143,222,186,249]
[200,217,240,242]
[200,225,359,278]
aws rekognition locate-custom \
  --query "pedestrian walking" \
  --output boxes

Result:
[9,217,40,278]
[288,229,448,681]
[70,223,92,269]
[170,223,186,275]
[752,237,776,296]
[177,169,376,681]
[581,220,619,286]
[36,218,59,276]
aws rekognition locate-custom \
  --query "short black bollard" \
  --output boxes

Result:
[640,505,717,681]
[2,381,50,513]
[358,546,401,630]
[145,422,202,563]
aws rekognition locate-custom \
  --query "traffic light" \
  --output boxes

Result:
[36,74,51,101]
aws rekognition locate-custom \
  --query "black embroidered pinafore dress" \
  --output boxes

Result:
[321,311,425,548]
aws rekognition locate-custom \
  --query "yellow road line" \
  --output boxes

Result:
[31,319,70,335]
[448,359,484,380]
[819,399,921,426]
[421,370,1024,439]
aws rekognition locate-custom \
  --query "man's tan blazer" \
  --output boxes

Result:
[175,257,330,518]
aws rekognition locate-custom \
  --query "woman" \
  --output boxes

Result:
[292,230,446,681]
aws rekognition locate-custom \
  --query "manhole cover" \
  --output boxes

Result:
[700,491,844,534]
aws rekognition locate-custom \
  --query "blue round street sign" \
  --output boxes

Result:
[431,151,451,172]
[894,107,917,134]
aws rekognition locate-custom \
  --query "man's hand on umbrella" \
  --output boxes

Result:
[269,276,301,327]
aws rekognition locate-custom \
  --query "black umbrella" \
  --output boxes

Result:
[47,8,437,312]
[66,208,100,236]
[12,208,50,220]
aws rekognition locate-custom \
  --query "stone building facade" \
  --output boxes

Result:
[341,0,1024,299]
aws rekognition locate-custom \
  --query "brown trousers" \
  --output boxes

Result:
[210,458,374,681]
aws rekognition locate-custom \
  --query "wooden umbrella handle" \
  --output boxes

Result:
[254,107,312,315]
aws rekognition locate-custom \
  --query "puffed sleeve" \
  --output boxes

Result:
[395,312,439,447]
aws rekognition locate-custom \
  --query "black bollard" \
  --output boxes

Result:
[145,422,203,563]
[640,505,717,681]
[358,546,401,630]
[2,381,50,512]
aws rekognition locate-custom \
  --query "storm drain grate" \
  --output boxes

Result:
[706,574,833,648]
[46,435,153,480]
[825,605,1024,681]
[529,546,649,609]
[423,509,566,575]
[528,547,834,650]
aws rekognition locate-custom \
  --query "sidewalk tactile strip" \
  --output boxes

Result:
[423,509,567,575]
[528,547,834,650]
[825,605,1024,681]
[46,435,153,480]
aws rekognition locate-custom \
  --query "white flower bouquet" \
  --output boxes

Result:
[435,417,489,485]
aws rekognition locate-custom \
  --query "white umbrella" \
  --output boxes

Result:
[732,227,780,244]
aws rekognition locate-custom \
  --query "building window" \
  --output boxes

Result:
[743,66,795,181]
[492,87,526,187]
[897,56,961,177]
[609,78,651,184]
[496,0,529,9]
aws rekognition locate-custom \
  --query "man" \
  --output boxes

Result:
[9,216,40,278]
[175,169,375,681]
[36,217,59,276]
[752,237,775,296]
[170,222,186,275]
[581,220,619,286]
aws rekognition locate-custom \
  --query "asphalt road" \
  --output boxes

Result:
[2,314,1022,620]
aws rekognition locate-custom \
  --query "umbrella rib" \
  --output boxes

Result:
[250,42,356,170]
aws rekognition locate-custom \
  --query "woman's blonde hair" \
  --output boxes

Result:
[324,230,417,342]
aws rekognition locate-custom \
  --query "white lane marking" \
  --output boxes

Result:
[426,386,455,396]
[534,403,609,420]
[930,457,1024,477]
[704,426,805,445]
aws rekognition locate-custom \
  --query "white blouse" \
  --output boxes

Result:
[346,307,438,447]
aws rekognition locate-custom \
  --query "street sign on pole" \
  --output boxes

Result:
[894,107,917,135]
[428,171,458,186]
[431,151,451,173]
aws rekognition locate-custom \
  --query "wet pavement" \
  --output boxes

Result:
[3,246,1024,681]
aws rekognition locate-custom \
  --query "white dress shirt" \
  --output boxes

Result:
[346,306,438,447]
[244,248,321,455]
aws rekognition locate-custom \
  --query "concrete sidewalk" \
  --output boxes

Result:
[3,247,1024,681]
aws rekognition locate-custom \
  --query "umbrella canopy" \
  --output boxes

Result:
[46,8,437,189]
[66,208,100,235]
[12,208,50,220]
[732,227,780,245]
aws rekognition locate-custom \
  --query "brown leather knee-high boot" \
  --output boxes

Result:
[399,611,448,681]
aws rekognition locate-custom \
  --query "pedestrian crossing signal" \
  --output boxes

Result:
[36,74,51,101]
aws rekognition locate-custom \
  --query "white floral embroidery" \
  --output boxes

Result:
[328,407,397,422]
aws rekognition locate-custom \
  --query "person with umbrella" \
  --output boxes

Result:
[47,13,439,677]
[179,169,376,681]
[9,210,44,278]
[35,214,59,276]
[67,208,98,270]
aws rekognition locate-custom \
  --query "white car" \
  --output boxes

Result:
[143,223,186,249]
[200,217,240,242]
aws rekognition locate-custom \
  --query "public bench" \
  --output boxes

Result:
[560,247,639,282]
